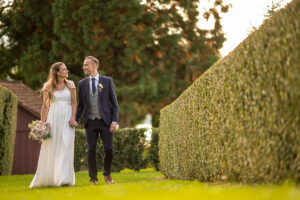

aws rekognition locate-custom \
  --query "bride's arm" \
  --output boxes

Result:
[70,87,78,122]
[41,94,49,122]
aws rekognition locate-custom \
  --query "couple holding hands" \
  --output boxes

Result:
[30,56,118,188]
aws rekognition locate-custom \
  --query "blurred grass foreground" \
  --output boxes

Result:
[0,169,300,200]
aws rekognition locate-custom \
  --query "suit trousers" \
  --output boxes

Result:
[85,118,113,181]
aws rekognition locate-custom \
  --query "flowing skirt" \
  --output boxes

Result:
[30,102,75,188]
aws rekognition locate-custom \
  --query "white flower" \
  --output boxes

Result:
[98,83,104,91]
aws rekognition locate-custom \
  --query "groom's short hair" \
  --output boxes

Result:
[85,56,99,67]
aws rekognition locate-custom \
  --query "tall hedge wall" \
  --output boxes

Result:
[74,128,148,172]
[159,0,300,184]
[0,86,18,175]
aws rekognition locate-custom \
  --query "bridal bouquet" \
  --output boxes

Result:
[28,120,51,143]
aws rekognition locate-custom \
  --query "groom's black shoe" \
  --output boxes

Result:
[104,176,114,184]
[90,180,98,185]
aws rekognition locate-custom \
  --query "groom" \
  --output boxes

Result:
[74,56,119,185]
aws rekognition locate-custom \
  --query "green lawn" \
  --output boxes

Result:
[0,169,299,200]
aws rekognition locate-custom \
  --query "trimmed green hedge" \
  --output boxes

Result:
[0,86,18,175]
[148,128,159,171]
[74,129,86,172]
[159,0,300,184]
[75,128,149,172]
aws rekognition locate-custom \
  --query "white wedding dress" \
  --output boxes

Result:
[30,80,76,188]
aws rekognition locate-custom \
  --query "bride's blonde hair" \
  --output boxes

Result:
[41,62,70,107]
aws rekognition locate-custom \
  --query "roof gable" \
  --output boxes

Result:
[0,80,43,117]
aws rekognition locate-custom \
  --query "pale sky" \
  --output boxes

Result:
[216,0,293,57]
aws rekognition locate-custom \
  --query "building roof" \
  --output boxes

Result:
[0,80,43,118]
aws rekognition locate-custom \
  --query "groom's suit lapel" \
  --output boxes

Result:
[85,78,90,103]
[98,75,104,101]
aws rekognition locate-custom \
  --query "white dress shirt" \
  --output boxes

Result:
[89,73,100,92]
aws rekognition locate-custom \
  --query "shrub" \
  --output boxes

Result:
[74,128,148,172]
[159,0,300,184]
[0,86,18,175]
[148,128,159,171]
[74,129,87,171]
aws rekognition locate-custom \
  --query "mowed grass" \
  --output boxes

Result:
[0,168,299,200]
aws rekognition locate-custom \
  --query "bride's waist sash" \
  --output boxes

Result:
[50,101,71,106]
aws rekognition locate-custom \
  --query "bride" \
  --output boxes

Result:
[30,62,78,188]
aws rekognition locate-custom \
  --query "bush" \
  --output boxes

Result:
[74,129,87,171]
[159,0,300,184]
[0,86,18,175]
[148,128,159,171]
[74,128,148,172]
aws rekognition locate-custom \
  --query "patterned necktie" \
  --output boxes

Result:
[91,78,96,94]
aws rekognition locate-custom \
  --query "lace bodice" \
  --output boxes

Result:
[51,80,76,105]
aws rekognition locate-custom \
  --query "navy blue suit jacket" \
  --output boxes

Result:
[75,75,119,127]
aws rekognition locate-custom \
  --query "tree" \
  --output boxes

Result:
[0,0,58,84]
[248,0,286,35]
[264,0,285,17]
[0,0,230,127]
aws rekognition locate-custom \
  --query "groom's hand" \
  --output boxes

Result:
[110,122,118,133]
[69,120,78,127]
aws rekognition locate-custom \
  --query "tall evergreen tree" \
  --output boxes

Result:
[0,0,56,84]
[0,0,230,127]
